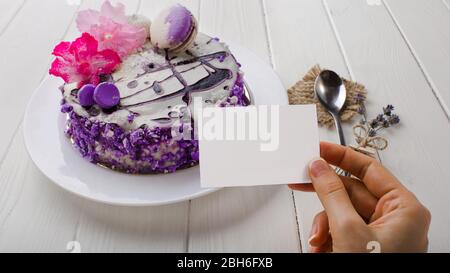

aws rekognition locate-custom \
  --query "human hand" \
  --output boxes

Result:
[289,142,431,253]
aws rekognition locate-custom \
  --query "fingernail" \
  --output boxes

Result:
[309,158,330,178]
[308,223,318,245]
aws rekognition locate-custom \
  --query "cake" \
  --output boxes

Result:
[50,2,248,174]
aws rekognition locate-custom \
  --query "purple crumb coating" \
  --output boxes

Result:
[220,74,248,107]
[127,113,136,123]
[63,74,248,174]
[61,104,73,113]
[65,111,200,174]
[190,151,199,161]
[165,5,193,45]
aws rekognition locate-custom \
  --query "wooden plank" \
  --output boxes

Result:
[263,0,349,87]
[326,0,450,252]
[188,0,300,253]
[138,0,200,19]
[443,0,450,11]
[197,0,270,62]
[0,0,80,252]
[384,0,450,117]
[75,201,189,253]
[0,128,82,252]
[263,0,352,253]
[0,0,78,161]
[0,0,25,36]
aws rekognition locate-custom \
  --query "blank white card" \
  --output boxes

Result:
[199,105,319,188]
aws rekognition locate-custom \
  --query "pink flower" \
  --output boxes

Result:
[76,1,148,58]
[49,33,121,87]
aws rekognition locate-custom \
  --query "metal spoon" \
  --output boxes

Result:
[314,70,347,146]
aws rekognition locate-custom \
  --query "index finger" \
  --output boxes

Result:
[320,141,404,198]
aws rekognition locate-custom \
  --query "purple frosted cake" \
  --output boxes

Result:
[50,2,248,174]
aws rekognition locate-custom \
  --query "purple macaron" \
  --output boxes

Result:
[150,4,197,52]
[93,82,121,109]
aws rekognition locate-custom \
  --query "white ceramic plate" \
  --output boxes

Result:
[23,42,288,206]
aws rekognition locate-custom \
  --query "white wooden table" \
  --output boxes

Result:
[0,0,449,253]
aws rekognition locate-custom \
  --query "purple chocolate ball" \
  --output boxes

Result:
[78,84,96,107]
[93,82,121,109]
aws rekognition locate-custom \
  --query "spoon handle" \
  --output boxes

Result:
[332,113,350,176]
[332,113,346,146]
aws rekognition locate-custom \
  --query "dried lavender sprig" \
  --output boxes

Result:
[365,105,400,136]
[383,104,394,116]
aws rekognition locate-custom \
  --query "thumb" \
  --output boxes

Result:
[309,158,362,228]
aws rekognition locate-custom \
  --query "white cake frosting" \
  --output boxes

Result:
[63,33,240,131]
